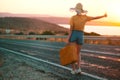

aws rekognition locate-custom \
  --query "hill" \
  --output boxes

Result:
[0,17,68,34]
[0,17,101,36]
[0,12,120,26]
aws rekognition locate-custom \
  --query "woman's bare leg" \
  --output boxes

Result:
[72,44,81,70]
[77,44,82,69]
[71,43,78,73]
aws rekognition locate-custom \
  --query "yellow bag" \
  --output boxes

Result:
[59,43,78,66]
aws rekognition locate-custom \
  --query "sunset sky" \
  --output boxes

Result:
[0,0,120,23]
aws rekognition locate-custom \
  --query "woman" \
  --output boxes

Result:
[68,3,107,74]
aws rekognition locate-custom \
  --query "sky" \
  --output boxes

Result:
[0,0,120,23]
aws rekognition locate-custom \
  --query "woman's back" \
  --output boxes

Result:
[70,14,90,31]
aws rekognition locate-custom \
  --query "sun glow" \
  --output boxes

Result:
[0,0,120,23]
[104,0,120,22]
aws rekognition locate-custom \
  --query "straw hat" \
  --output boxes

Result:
[70,3,87,14]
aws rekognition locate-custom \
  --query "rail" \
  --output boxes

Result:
[0,35,120,45]
[0,34,120,39]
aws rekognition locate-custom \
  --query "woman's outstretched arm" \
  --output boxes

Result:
[87,13,107,21]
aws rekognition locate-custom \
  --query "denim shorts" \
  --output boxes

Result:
[69,30,84,45]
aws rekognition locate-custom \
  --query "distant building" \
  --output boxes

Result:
[5,29,11,34]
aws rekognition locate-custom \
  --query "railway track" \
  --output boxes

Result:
[0,47,107,80]
[0,39,120,80]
